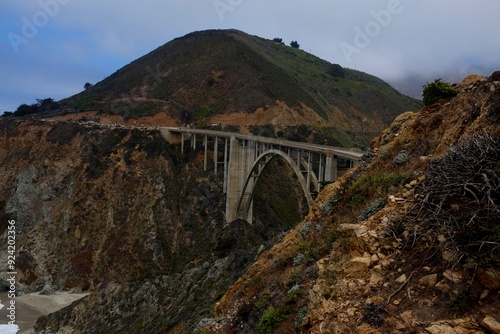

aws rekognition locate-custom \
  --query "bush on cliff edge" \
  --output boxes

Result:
[422,79,460,106]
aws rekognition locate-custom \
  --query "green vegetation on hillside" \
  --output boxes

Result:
[58,29,419,124]
[3,98,59,117]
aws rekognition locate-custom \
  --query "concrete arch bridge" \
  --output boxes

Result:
[162,128,363,224]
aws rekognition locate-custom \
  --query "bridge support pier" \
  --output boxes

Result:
[325,152,338,182]
[226,137,245,223]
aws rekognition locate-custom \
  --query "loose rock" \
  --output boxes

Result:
[481,316,500,334]
[418,274,437,287]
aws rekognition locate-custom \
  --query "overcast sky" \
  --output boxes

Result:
[1,0,499,112]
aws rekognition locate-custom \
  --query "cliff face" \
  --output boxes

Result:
[1,122,183,289]
[203,74,500,333]
[0,121,302,333]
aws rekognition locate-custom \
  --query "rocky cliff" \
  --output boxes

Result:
[200,74,500,333]
[0,121,303,333]
[1,72,498,334]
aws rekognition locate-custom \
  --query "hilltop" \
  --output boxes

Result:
[57,29,420,147]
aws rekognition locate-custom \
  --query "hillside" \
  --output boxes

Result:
[199,73,500,333]
[58,29,420,148]
[0,73,497,333]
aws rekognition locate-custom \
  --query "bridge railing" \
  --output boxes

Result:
[161,127,364,161]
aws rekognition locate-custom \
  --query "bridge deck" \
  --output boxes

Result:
[162,127,364,161]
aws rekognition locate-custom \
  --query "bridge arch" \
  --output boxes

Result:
[161,127,363,224]
[235,149,316,221]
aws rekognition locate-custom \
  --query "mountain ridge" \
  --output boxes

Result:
[56,29,420,147]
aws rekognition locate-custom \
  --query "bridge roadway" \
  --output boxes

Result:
[161,127,364,224]
[161,127,364,161]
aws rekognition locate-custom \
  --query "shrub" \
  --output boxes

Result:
[422,79,460,106]
[292,241,317,265]
[348,172,406,208]
[249,124,275,137]
[244,275,264,293]
[390,216,406,237]
[13,103,39,117]
[290,41,300,49]
[295,306,308,328]
[294,241,311,253]
[416,134,499,266]
[362,303,387,327]
[258,306,286,334]
[223,124,239,132]
[284,124,311,142]
[249,125,260,136]
[327,64,345,78]
[450,288,472,313]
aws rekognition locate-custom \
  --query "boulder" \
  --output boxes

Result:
[481,316,500,334]
[345,257,371,275]
[478,268,500,289]
[435,280,451,294]
[418,274,437,287]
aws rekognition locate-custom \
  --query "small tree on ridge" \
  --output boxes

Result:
[422,79,460,106]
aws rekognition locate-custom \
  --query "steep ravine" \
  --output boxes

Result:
[0,120,303,333]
